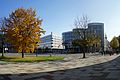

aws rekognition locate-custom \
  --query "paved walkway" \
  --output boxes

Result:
[0,54,120,80]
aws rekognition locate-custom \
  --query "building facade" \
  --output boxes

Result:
[62,22,104,52]
[88,23,104,50]
[62,31,74,49]
[38,33,63,49]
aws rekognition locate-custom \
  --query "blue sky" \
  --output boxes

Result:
[0,0,120,41]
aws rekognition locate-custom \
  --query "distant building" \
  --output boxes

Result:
[0,33,16,53]
[62,31,74,49]
[62,22,104,52]
[38,32,63,49]
[88,23,104,50]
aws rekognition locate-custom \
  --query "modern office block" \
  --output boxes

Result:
[38,33,63,49]
[62,22,104,52]
[62,31,74,49]
[88,23,104,50]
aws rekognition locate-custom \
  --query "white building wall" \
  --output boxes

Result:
[38,33,63,49]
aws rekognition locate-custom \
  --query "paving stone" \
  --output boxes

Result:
[25,75,54,80]
[18,73,28,76]
[0,54,120,80]
[108,68,120,71]
[0,76,4,80]
[0,75,11,80]
[106,72,120,79]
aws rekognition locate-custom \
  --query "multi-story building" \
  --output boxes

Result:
[62,22,104,52]
[38,32,63,49]
[88,23,104,50]
[62,31,74,49]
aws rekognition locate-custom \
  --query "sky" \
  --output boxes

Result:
[0,0,120,41]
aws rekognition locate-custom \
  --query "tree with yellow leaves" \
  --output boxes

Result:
[110,36,119,53]
[3,8,45,58]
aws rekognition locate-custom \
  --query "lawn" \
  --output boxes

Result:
[0,56,64,62]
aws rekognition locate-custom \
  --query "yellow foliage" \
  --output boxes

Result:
[3,8,45,53]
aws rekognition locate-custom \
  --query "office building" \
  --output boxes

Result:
[38,32,63,49]
[88,23,104,50]
[62,31,74,49]
[62,22,104,52]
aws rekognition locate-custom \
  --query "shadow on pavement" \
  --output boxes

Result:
[0,55,120,80]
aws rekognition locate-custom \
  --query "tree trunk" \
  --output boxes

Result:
[2,52,4,57]
[83,46,86,58]
[2,47,4,57]
[22,51,24,58]
[83,52,85,58]
[2,39,4,57]
[34,49,38,57]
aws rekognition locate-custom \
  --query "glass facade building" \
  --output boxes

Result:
[62,31,74,49]
[88,23,104,50]
[62,22,104,52]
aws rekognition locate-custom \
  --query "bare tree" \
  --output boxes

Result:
[73,15,90,58]
[74,16,89,29]
[73,15,100,58]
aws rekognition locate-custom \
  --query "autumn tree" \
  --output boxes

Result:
[86,33,101,52]
[3,8,45,58]
[72,15,100,58]
[118,36,120,52]
[110,36,119,52]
